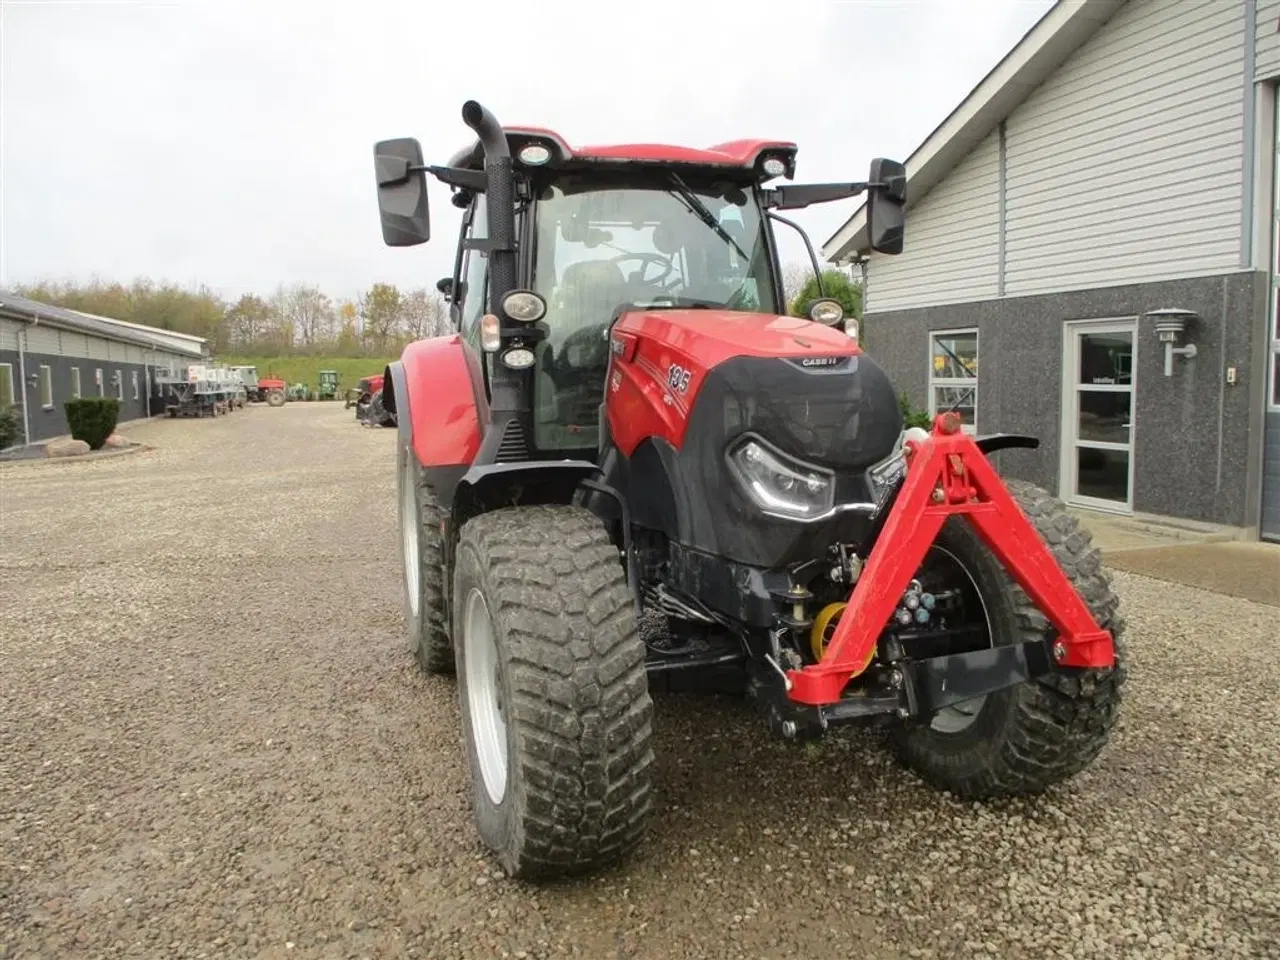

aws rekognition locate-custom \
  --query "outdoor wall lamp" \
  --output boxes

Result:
[1145,307,1198,377]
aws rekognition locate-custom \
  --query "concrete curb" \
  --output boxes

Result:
[0,442,154,469]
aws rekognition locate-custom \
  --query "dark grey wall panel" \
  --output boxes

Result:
[863,271,1265,527]
[0,349,158,444]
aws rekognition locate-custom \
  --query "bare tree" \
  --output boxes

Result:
[270,284,336,348]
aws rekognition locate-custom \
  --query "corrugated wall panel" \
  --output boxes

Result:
[85,335,111,361]
[60,329,91,357]
[1004,0,1246,296]
[26,325,62,356]
[0,318,21,351]
[866,130,1000,312]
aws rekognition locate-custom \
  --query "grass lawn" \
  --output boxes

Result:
[219,356,397,390]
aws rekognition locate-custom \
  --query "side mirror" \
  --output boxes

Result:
[436,277,455,301]
[374,137,430,246]
[867,158,906,256]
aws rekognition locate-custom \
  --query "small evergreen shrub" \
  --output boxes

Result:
[64,397,120,450]
[0,405,20,450]
[898,392,933,431]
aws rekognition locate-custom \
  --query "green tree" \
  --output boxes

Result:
[787,268,862,321]
[225,293,273,348]
[359,282,403,352]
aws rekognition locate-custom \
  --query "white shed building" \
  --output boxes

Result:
[823,0,1280,543]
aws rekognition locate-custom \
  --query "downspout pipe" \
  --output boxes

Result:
[17,320,30,446]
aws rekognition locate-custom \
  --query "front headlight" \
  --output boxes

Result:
[727,436,835,520]
[867,448,907,505]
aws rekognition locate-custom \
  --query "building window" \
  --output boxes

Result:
[39,365,53,409]
[0,363,13,406]
[132,371,140,400]
[115,371,124,400]
[71,367,82,399]
[95,368,104,396]
[928,328,979,433]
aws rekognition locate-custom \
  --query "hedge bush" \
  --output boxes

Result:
[65,397,120,450]
[898,392,933,431]
[0,405,20,450]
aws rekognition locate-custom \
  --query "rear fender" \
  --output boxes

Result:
[385,335,490,506]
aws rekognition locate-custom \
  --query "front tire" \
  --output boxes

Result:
[453,505,654,879]
[893,479,1127,798]
[397,440,453,674]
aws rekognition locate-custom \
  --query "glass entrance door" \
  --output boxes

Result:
[1061,320,1136,512]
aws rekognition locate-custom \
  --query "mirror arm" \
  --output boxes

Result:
[763,182,873,211]
[426,165,488,192]
[767,212,826,298]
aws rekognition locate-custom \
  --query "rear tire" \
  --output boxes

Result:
[266,389,285,407]
[398,439,453,674]
[453,505,654,879]
[892,479,1127,798]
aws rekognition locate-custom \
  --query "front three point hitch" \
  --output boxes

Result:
[784,412,1116,711]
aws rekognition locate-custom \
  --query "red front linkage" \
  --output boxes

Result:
[786,413,1117,706]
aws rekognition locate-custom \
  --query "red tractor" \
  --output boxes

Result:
[373,101,1126,880]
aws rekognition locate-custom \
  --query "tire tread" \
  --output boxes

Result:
[896,479,1128,798]
[459,505,653,877]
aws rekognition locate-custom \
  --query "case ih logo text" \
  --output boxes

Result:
[799,356,845,368]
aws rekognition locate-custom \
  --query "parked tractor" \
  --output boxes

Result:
[232,365,287,406]
[373,101,1126,881]
[353,374,395,427]
[347,374,382,410]
[317,369,341,401]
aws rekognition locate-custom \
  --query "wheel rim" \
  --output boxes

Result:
[464,588,508,804]
[400,448,420,621]
[924,545,995,735]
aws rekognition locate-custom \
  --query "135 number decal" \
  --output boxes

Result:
[667,364,692,394]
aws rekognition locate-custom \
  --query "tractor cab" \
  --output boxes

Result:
[372,101,905,464]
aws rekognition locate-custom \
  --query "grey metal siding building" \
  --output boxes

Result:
[0,291,209,445]
[823,0,1280,543]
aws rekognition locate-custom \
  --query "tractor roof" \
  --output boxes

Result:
[447,126,798,179]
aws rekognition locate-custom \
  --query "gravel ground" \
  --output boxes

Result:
[1,403,1277,960]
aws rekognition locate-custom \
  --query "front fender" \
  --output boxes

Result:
[974,433,1040,454]
[385,335,490,504]
[456,460,601,512]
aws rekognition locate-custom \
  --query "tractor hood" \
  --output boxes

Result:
[613,308,859,367]
[609,305,901,474]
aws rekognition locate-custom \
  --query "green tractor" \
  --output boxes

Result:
[317,369,341,401]
[287,382,311,402]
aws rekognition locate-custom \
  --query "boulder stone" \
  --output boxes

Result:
[45,438,91,457]
[103,433,129,448]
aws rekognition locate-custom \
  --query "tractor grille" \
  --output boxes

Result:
[703,355,902,471]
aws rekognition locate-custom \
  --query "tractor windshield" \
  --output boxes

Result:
[529,173,777,452]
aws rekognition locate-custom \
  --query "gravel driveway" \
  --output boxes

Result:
[1,403,1277,960]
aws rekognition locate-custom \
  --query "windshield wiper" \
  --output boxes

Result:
[667,173,752,264]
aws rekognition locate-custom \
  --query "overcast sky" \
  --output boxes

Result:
[1,0,1054,306]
